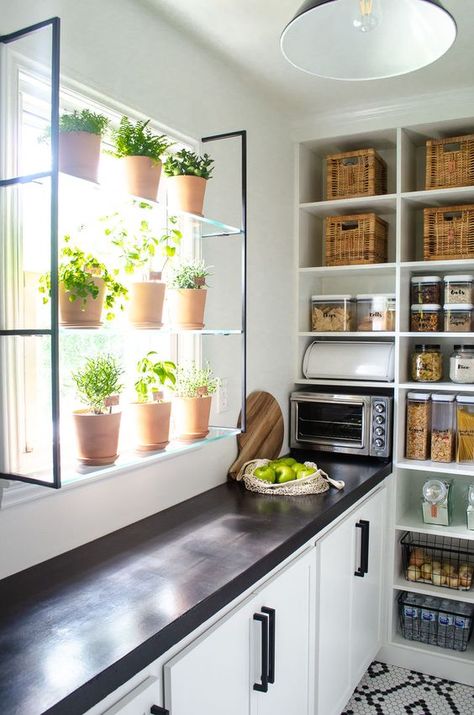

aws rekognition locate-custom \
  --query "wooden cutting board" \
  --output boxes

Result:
[228,390,284,479]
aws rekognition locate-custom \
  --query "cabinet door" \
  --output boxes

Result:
[350,487,385,685]
[101,676,162,715]
[254,550,313,715]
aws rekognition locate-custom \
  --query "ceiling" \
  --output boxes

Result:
[142,0,474,120]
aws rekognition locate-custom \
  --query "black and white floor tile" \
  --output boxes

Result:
[341,661,474,715]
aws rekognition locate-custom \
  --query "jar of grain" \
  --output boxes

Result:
[444,275,474,305]
[431,394,456,463]
[411,344,442,382]
[450,345,474,384]
[410,304,442,332]
[443,304,474,332]
[356,294,396,331]
[411,275,441,305]
[456,396,474,463]
[311,294,355,332]
[406,392,431,461]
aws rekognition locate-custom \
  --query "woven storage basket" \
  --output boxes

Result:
[325,212,388,266]
[426,134,474,190]
[326,148,387,200]
[235,459,330,496]
[423,204,474,261]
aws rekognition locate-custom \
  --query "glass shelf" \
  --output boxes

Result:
[58,325,243,335]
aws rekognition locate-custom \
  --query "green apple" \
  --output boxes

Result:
[296,467,316,479]
[274,464,296,483]
[279,457,297,466]
[292,462,307,474]
[254,465,276,483]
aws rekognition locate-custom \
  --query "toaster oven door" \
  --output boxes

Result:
[292,395,370,454]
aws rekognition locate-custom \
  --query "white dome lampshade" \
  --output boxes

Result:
[281,0,457,81]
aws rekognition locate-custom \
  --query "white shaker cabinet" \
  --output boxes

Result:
[314,485,386,715]
[100,676,163,715]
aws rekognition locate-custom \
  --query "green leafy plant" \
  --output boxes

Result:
[174,363,219,399]
[38,236,128,320]
[168,258,211,290]
[111,117,173,162]
[71,354,124,414]
[163,148,214,179]
[104,204,182,277]
[59,109,110,135]
[135,352,176,403]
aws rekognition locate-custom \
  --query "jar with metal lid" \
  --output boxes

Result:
[422,479,453,525]
[410,304,442,332]
[411,275,441,305]
[450,345,474,384]
[311,294,355,331]
[431,394,456,463]
[411,344,442,382]
[456,396,474,463]
[444,275,474,305]
[406,392,431,460]
[356,293,396,331]
[444,304,474,332]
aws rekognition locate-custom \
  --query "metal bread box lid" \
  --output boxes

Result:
[302,341,395,382]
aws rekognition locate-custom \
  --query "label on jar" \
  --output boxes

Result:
[411,313,440,331]
[447,286,471,303]
[446,313,472,330]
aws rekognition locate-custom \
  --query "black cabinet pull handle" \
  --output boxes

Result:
[261,607,275,684]
[253,612,269,693]
[150,707,169,715]
[354,519,370,577]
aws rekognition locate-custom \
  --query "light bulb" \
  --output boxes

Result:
[353,0,379,33]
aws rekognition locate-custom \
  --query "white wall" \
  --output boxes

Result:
[0,0,294,578]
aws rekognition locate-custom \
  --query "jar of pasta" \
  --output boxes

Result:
[411,344,442,382]
[431,394,455,463]
[406,393,431,461]
[456,396,474,463]
[410,304,442,332]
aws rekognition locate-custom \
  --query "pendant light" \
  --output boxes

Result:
[281,0,457,81]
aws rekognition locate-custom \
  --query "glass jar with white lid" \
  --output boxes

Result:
[444,275,474,305]
[410,275,442,305]
[356,293,396,331]
[311,294,355,332]
[450,345,474,384]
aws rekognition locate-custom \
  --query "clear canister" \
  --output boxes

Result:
[311,294,355,332]
[356,294,396,331]
[411,275,442,305]
[410,304,442,332]
[450,345,474,384]
[411,344,442,382]
[422,479,452,526]
[431,393,456,463]
[406,392,431,461]
[444,275,474,305]
[456,396,474,463]
[444,304,474,332]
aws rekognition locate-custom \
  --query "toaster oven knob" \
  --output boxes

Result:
[374,415,385,425]
[374,438,385,449]
[374,402,385,414]
[374,427,385,437]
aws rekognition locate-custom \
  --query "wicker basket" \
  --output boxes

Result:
[326,148,387,200]
[423,204,474,261]
[426,134,474,190]
[325,212,388,266]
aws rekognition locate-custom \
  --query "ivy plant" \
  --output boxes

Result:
[59,109,110,135]
[111,117,173,163]
[163,148,214,179]
[168,258,211,290]
[135,351,176,404]
[71,354,124,415]
[174,363,219,399]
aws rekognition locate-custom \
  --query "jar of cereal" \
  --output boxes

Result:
[431,394,456,463]
[406,392,431,461]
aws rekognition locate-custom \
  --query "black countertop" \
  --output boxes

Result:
[0,454,391,715]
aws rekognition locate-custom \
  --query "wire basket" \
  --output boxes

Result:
[426,134,474,190]
[423,204,474,261]
[326,148,387,200]
[401,532,474,592]
[325,212,388,266]
[398,591,474,652]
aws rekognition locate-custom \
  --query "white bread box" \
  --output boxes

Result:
[303,340,395,382]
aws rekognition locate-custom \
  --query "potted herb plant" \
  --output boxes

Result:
[173,363,219,441]
[164,148,214,216]
[168,258,211,329]
[58,109,109,182]
[133,352,176,451]
[71,354,124,466]
[112,116,173,201]
[105,205,182,327]
[39,236,128,327]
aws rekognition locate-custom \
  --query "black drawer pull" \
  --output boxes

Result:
[150,707,169,714]
[261,607,275,684]
[253,612,269,693]
[354,519,370,577]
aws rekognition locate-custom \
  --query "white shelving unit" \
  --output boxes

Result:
[295,117,474,684]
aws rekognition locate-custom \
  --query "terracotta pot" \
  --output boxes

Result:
[168,288,207,329]
[58,131,101,182]
[59,278,105,328]
[173,395,212,441]
[128,280,166,328]
[73,410,121,466]
[123,156,162,201]
[133,400,171,451]
[166,175,207,216]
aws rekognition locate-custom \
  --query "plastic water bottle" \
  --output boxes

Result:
[402,593,421,641]
[453,602,473,652]
[437,599,455,649]
[420,596,439,644]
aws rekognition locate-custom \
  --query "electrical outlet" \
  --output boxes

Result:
[217,378,229,413]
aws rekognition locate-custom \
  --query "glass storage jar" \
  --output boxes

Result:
[431,393,456,463]
[311,294,355,332]
[411,344,442,382]
[444,304,474,332]
[456,396,474,463]
[356,294,396,331]
[422,478,453,525]
[467,485,474,531]
[406,392,431,461]
[444,275,474,305]
[411,275,442,305]
[450,345,474,384]
[410,304,442,332]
